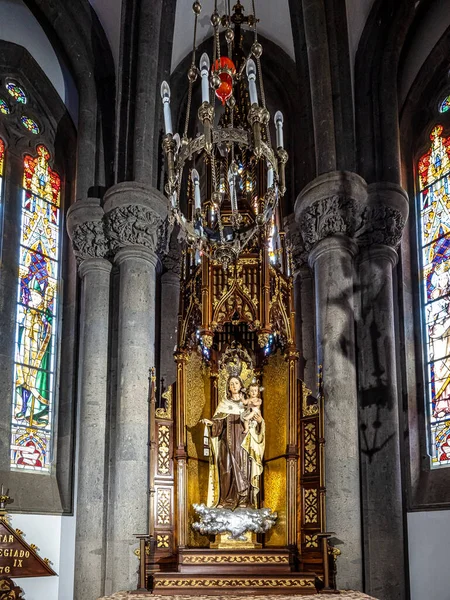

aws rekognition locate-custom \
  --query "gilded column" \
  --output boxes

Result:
[67,199,111,600]
[104,182,168,593]
[355,182,408,600]
[295,171,365,590]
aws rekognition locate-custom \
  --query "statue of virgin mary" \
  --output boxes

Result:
[203,366,265,510]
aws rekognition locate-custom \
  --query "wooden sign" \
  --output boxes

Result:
[0,518,56,578]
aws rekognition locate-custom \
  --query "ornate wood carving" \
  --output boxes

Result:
[0,577,25,599]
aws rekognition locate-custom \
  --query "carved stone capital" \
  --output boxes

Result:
[295,171,367,252]
[66,198,109,264]
[162,225,182,276]
[72,220,109,263]
[355,182,409,249]
[283,213,308,273]
[104,182,168,257]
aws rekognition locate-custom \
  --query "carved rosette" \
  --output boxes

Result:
[105,204,168,258]
[71,219,109,263]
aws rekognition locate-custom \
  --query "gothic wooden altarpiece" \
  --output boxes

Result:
[135,1,336,593]
[136,222,336,594]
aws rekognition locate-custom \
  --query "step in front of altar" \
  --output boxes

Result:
[177,548,294,573]
[150,571,318,595]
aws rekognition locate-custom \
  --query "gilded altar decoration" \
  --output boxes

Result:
[157,425,170,476]
[153,577,316,589]
[137,0,333,593]
[304,489,318,524]
[181,553,289,564]
[0,577,25,600]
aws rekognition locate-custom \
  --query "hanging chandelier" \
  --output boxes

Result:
[161,0,288,268]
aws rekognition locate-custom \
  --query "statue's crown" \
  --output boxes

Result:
[219,342,253,378]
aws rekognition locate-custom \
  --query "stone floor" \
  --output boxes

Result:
[99,592,378,600]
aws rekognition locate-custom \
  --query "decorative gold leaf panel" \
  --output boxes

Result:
[263,351,288,460]
[263,458,287,547]
[187,458,209,548]
[157,424,171,476]
[303,422,317,475]
[156,488,172,526]
[185,352,210,459]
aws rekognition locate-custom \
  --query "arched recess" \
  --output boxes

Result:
[0,40,77,513]
[399,23,450,510]
[23,0,116,197]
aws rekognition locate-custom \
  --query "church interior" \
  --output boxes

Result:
[0,0,450,599]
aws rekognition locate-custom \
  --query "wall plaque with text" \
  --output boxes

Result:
[0,518,56,578]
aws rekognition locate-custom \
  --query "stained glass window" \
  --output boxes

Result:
[20,116,40,135]
[6,82,26,104]
[0,138,4,249]
[0,138,4,176]
[0,98,10,115]
[10,145,61,472]
[418,124,450,467]
[439,95,450,114]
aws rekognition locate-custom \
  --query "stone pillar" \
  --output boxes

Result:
[104,182,167,594]
[67,199,111,600]
[160,228,181,388]
[301,0,336,174]
[355,182,409,600]
[296,171,365,590]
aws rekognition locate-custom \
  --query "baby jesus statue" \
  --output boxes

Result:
[242,382,263,434]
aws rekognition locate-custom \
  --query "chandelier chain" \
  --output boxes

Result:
[183,11,199,139]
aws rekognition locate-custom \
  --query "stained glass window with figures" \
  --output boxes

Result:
[418,124,450,467]
[10,145,61,472]
[0,138,4,249]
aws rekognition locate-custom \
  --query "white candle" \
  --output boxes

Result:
[274,111,284,148]
[160,81,173,134]
[200,53,210,104]
[191,169,201,210]
[246,59,258,106]
[267,165,274,188]
[228,167,237,211]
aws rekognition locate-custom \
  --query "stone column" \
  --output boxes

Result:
[67,199,111,600]
[160,228,181,388]
[355,182,409,600]
[104,182,167,594]
[296,171,366,590]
